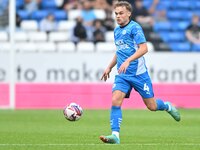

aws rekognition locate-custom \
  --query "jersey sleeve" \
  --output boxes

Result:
[132,23,146,44]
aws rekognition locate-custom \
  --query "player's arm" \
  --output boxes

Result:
[119,23,147,74]
[101,54,117,81]
[128,42,148,62]
[118,43,148,74]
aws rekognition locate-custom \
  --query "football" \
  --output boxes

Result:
[63,103,83,121]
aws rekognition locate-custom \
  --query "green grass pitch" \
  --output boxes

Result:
[0,109,200,150]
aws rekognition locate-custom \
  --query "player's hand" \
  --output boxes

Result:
[101,68,111,81]
[118,60,130,74]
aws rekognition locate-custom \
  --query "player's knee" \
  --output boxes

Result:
[146,104,157,111]
[111,96,122,106]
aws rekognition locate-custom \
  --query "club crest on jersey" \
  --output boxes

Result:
[122,30,126,35]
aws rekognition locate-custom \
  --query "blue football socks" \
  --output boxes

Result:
[156,99,169,111]
[110,106,122,132]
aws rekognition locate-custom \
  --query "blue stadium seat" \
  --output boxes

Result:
[171,21,190,31]
[142,0,153,9]
[169,42,191,52]
[31,10,49,21]
[193,10,200,16]
[153,22,171,32]
[17,10,30,20]
[192,44,200,52]
[160,32,185,43]
[167,10,192,21]
[53,10,67,21]
[171,1,193,10]
[157,1,171,10]
[193,1,200,10]
[170,32,185,42]
[16,0,24,10]
[41,0,57,10]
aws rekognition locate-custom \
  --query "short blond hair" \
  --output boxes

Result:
[114,1,133,13]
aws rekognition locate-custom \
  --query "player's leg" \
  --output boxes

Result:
[143,97,181,121]
[99,90,126,144]
[143,97,169,111]
[100,75,131,144]
[133,72,180,121]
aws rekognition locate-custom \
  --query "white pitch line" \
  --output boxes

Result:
[0,143,200,146]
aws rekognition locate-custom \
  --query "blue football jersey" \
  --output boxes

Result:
[114,20,147,76]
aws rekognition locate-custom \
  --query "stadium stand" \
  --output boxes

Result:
[0,42,10,52]
[96,42,115,52]
[169,42,191,52]
[76,42,95,52]
[48,31,69,42]
[36,42,57,52]
[53,10,68,21]
[192,44,200,51]
[41,0,57,10]
[57,42,76,52]
[57,20,76,31]
[105,31,114,42]
[0,31,9,52]
[14,31,29,42]
[152,0,200,51]
[28,31,48,42]
[0,31,8,41]
[167,10,192,21]
[146,41,155,52]
[15,42,37,52]
[0,0,8,28]
[31,10,49,21]
[17,10,30,20]
[20,20,38,31]
[67,9,80,20]
[0,0,199,52]
[94,9,106,20]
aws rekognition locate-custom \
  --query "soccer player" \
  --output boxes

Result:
[99,1,181,144]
